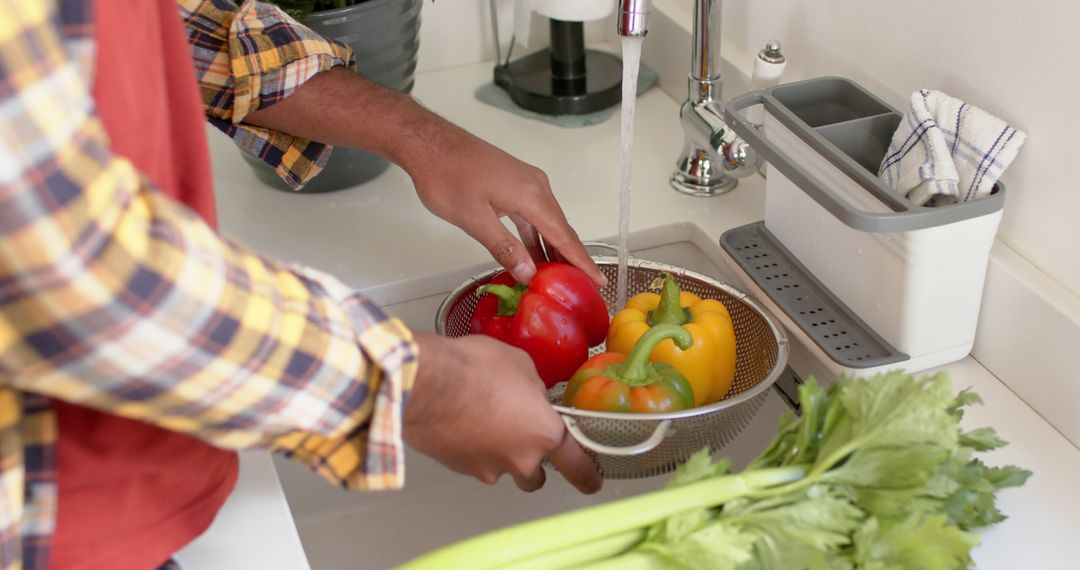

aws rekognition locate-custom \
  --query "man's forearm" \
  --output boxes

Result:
[243,67,458,178]
[246,65,608,289]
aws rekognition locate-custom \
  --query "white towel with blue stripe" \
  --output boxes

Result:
[878,90,1026,207]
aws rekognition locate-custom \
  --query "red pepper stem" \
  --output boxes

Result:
[616,324,693,385]
[478,284,526,317]
[650,273,689,325]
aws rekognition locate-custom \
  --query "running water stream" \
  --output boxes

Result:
[615,36,644,309]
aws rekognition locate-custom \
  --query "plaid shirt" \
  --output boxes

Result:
[0,1,418,568]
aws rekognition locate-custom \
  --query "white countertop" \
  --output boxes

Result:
[185,61,1080,569]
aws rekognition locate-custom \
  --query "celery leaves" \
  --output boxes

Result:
[406,371,1031,570]
[621,371,1031,570]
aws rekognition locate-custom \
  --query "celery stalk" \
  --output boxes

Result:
[399,466,804,570]
[495,529,645,570]
[578,551,661,570]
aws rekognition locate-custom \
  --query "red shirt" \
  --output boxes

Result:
[50,1,239,568]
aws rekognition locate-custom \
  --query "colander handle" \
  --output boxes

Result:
[560,416,672,456]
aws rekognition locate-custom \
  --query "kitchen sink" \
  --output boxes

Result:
[272,232,794,570]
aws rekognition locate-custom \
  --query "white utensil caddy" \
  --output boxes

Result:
[721,77,1006,377]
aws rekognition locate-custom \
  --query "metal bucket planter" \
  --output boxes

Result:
[242,0,422,193]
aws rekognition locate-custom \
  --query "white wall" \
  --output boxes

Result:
[419,0,1079,299]
[667,0,1080,299]
[632,0,1080,440]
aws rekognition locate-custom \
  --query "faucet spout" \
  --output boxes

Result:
[616,0,652,38]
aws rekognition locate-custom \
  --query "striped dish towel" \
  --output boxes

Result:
[878,90,1026,206]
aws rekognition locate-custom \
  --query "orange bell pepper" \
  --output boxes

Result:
[562,324,696,413]
[606,273,737,406]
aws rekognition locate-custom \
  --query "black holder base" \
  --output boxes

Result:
[494,19,622,116]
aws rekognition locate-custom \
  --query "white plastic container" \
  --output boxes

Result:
[724,78,1006,375]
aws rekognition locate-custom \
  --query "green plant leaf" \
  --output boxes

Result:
[959,427,1008,451]
[938,454,1032,529]
[851,514,978,570]
[986,464,1033,489]
[827,443,948,489]
[833,372,957,452]
[725,487,863,570]
[668,448,731,487]
[747,378,838,471]
[640,521,758,570]
[267,0,319,20]
[947,388,983,419]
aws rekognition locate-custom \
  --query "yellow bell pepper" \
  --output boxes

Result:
[606,273,737,406]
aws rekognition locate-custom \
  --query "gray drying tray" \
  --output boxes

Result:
[721,222,907,369]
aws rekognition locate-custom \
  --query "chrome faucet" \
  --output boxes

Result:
[617,0,761,196]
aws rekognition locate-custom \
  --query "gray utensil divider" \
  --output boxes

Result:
[724,77,1004,233]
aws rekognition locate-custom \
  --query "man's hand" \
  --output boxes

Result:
[404,332,602,493]
[243,68,606,286]
[404,123,604,286]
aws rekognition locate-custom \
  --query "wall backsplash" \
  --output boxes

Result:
[672,0,1078,300]
[633,0,1080,445]
[417,0,1078,301]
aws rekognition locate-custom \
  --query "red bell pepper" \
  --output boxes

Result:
[469,262,609,388]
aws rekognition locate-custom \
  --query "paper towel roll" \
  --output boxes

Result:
[513,0,615,48]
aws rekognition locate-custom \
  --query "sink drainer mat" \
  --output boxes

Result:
[721,222,907,369]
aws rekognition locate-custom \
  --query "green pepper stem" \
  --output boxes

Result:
[650,273,689,325]
[617,324,693,383]
[478,284,526,317]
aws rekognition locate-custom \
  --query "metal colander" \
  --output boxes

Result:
[435,255,789,479]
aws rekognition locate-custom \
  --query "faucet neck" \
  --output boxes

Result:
[690,0,722,103]
[688,77,721,106]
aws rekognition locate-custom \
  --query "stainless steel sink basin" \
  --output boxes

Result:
[273,236,793,570]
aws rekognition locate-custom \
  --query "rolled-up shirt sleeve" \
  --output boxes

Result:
[1,2,415,492]
[179,0,356,190]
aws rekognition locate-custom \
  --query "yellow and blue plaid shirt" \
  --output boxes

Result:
[0,1,418,568]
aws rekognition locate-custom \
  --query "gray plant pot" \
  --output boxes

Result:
[242,0,422,193]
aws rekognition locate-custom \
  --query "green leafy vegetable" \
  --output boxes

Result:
[850,513,979,570]
[268,0,317,21]
[265,0,367,21]
[401,371,1031,570]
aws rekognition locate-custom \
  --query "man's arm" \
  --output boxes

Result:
[1,0,416,491]
[181,0,355,189]
[179,0,605,286]
[243,69,603,491]
[246,68,606,286]
[175,0,601,490]
[0,1,599,494]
